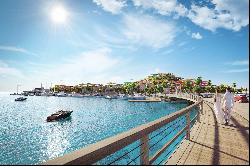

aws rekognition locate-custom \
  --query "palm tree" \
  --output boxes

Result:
[232,82,237,92]
[208,80,212,86]
[195,77,202,86]
[194,77,202,95]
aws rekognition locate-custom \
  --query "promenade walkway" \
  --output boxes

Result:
[166,101,249,165]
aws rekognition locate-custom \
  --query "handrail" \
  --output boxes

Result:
[42,94,203,165]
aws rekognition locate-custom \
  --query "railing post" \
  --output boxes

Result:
[185,113,190,140]
[140,135,149,165]
[201,99,203,114]
[197,105,201,123]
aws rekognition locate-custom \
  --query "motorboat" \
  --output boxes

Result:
[71,93,83,98]
[46,110,73,122]
[118,94,129,100]
[15,97,27,101]
[57,92,68,97]
[127,94,146,100]
[105,95,118,99]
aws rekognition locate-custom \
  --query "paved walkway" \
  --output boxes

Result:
[204,98,249,121]
[166,102,249,165]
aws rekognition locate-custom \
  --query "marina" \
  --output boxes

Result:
[0,93,190,165]
[0,0,248,165]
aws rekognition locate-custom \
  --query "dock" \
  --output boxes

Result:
[166,101,249,165]
[128,99,161,102]
[128,97,162,102]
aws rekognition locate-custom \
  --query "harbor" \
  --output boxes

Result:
[0,92,191,165]
[0,0,248,165]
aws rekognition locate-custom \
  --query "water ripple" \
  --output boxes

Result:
[0,94,188,165]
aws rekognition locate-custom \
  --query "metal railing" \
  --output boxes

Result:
[42,94,203,165]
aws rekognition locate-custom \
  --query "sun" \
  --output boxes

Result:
[50,5,69,24]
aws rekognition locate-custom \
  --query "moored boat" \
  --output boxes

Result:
[105,95,118,99]
[15,97,27,101]
[46,110,73,122]
[127,94,146,100]
[57,92,68,97]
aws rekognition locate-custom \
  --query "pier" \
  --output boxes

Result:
[128,97,162,102]
[166,100,249,165]
[42,94,249,165]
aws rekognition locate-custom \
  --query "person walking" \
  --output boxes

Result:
[213,89,224,123]
[222,87,234,125]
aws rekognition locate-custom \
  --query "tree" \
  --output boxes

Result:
[232,83,237,92]
[195,77,202,86]
[193,85,202,94]
[195,77,202,95]
[208,80,212,86]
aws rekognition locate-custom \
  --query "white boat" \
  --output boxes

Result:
[105,95,118,99]
[71,93,83,98]
[57,92,68,97]
[82,94,92,97]
[127,94,146,100]
[118,94,129,100]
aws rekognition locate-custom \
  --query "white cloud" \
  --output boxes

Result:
[227,60,249,66]
[122,14,176,49]
[178,41,187,47]
[132,0,188,18]
[93,0,126,14]
[0,45,38,56]
[224,68,249,73]
[40,48,121,84]
[0,60,24,78]
[131,0,249,32]
[191,32,203,39]
[188,0,249,32]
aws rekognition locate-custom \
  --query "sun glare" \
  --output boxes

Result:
[50,5,68,24]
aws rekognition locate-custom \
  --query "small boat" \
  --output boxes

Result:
[46,110,73,122]
[71,93,83,98]
[15,97,27,101]
[57,92,68,97]
[127,94,146,100]
[105,95,118,99]
[118,94,129,100]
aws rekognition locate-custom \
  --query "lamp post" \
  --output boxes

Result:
[17,84,21,94]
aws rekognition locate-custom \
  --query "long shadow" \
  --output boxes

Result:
[206,103,220,165]
[200,122,249,131]
[230,116,249,147]
[182,103,220,165]
[189,140,249,163]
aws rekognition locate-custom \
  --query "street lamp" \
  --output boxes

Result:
[17,84,21,94]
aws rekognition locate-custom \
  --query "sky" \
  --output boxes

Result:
[0,0,249,92]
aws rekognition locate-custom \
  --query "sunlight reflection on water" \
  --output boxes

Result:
[0,94,189,164]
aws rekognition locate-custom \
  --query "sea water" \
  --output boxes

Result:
[0,93,197,165]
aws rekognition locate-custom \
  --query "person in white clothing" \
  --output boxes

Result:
[213,89,225,123]
[222,87,234,125]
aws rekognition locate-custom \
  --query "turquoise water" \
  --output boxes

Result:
[0,93,195,165]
